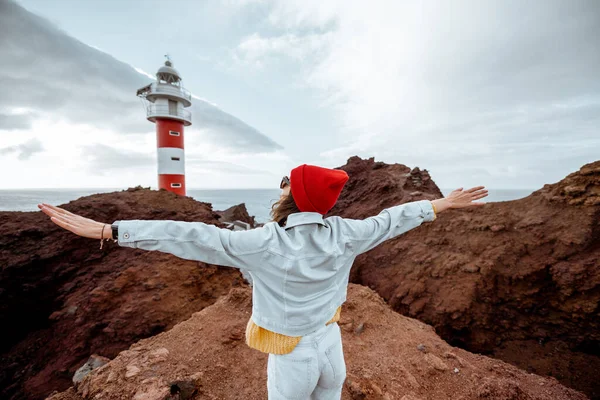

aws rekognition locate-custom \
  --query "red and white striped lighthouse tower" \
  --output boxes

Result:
[136,58,192,196]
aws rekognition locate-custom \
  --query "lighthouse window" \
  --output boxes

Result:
[169,131,180,136]
[171,157,180,161]
[171,183,182,188]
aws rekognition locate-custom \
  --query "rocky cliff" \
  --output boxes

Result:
[1,158,598,399]
[329,157,600,398]
[215,203,256,228]
[0,187,246,400]
[48,284,586,400]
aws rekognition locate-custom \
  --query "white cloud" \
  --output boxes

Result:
[133,67,156,80]
[0,0,283,152]
[0,137,44,160]
[230,0,600,188]
[234,32,332,68]
[0,0,287,189]
[191,94,217,107]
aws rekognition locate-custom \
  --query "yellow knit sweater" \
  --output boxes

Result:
[245,306,342,354]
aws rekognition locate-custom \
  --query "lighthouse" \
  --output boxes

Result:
[136,58,192,196]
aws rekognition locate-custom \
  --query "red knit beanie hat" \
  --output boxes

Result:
[290,164,349,214]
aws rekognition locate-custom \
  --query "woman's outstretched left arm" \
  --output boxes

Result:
[38,203,271,271]
[335,186,488,256]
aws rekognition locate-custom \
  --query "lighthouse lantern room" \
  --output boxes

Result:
[136,57,192,196]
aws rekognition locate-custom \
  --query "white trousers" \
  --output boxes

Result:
[267,322,346,400]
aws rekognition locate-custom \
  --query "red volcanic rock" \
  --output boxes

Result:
[215,203,256,228]
[327,156,444,219]
[48,284,586,400]
[4,159,600,399]
[0,187,246,400]
[330,157,600,398]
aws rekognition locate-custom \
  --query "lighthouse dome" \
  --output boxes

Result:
[156,60,181,83]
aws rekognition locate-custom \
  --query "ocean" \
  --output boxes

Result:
[0,188,535,224]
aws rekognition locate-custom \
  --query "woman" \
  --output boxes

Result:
[39,163,487,399]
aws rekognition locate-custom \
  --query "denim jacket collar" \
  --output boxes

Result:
[285,212,327,230]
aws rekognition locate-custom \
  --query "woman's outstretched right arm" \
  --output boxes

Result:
[38,203,271,271]
[114,219,271,271]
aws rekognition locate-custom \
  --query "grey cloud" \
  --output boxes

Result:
[0,113,32,130]
[186,156,272,175]
[309,0,598,188]
[80,143,271,177]
[0,138,44,160]
[80,144,155,174]
[418,1,600,105]
[0,0,282,152]
[412,1,600,146]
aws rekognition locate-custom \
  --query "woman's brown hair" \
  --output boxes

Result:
[270,190,301,227]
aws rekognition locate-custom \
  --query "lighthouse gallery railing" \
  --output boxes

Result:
[146,105,192,122]
[149,83,192,102]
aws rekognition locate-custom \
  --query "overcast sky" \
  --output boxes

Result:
[1,0,598,190]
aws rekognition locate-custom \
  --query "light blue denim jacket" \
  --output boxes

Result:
[116,199,436,336]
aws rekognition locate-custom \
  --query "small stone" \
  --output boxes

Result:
[417,344,426,352]
[563,185,587,195]
[132,377,170,400]
[73,354,110,385]
[152,294,161,301]
[460,265,480,273]
[228,330,244,341]
[125,365,141,378]
[490,224,505,232]
[346,379,367,399]
[168,378,199,400]
[354,323,365,335]
[148,347,170,364]
[425,353,450,372]
[48,311,63,321]
[106,371,117,383]
[370,382,383,395]
[454,367,460,374]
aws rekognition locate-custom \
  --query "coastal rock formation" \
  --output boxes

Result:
[328,156,444,219]
[330,157,600,398]
[0,187,246,400]
[47,284,586,400]
[2,158,599,399]
[215,203,257,228]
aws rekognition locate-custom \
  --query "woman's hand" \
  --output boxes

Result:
[431,186,488,214]
[38,203,109,239]
[446,186,488,208]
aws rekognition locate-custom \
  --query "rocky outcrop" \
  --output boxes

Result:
[0,188,246,400]
[215,203,256,228]
[3,158,599,399]
[330,157,600,398]
[47,284,586,400]
[327,156,444,219]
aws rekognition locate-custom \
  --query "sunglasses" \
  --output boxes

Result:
[280,176,290,189]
